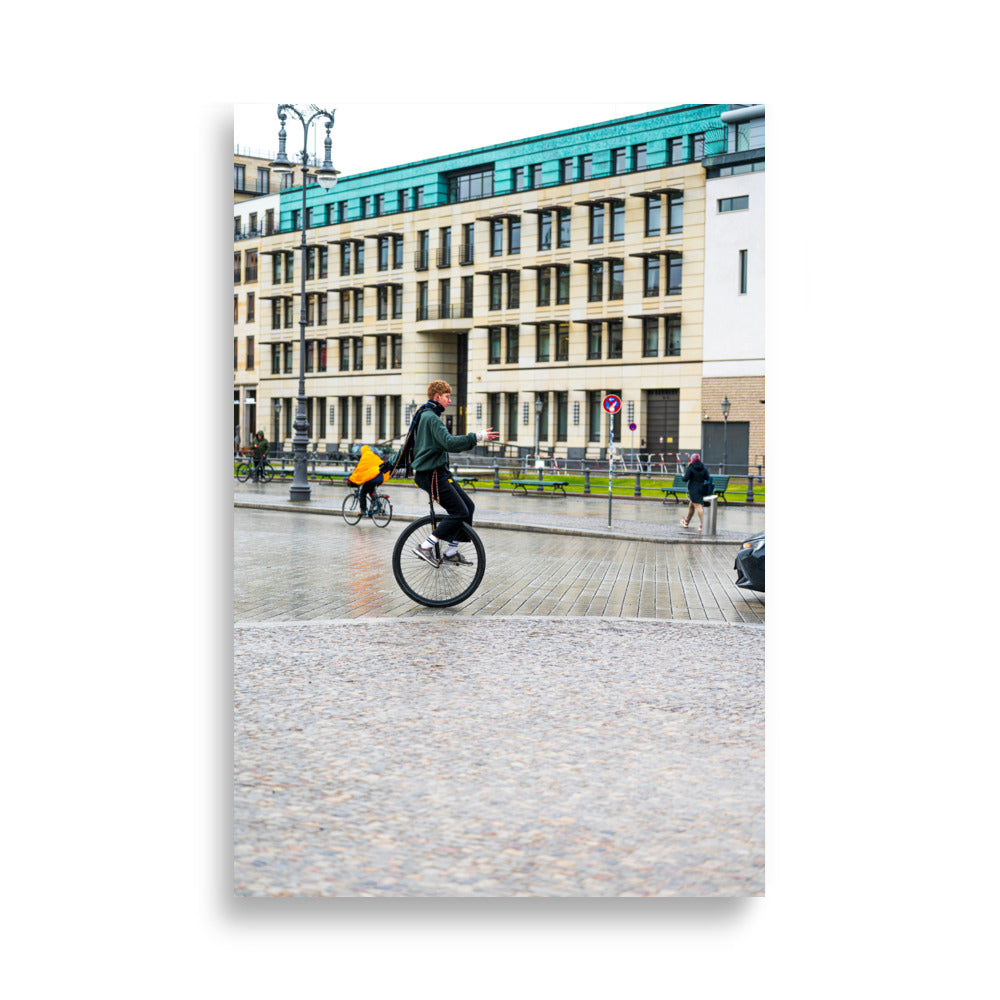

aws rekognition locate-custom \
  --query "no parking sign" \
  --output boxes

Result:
[603,394,622,414]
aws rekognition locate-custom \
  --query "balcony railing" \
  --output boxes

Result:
[234,226,277,241]
[459,244,474,266]
[437,248,452,268]
[413,251,429,271]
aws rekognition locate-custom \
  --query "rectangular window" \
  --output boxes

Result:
[461,223,474,265]
[610,201,625,242]
[374,193,384,216]
[283,342,293,373]
[354,242,364,274]
[578,154,592,180]
[555,322,569,361]
[489,273,502,310]
[352,337,363,370]
[538,210,552,251]
[417,281,428,319]
[257,168,270,194]
[234,252,241,283]
[306,248,316,280]
[271,343,281,373]
[691,133,705,159]
[557,208,571,247]
[353,288,364,321]
[488,327,502,365]
[377,335,388,369]
[665,314,681,356]
[391,335,402,368]
[642,317,658,357]
[609,259,623,300]
[667,192,683,233]
[317,340,327,371]
[588,261,604,301]
[318,292,327,326]
[461,275,473,317]
[359,197,369,219]
[378,236,389,271]
[645,195,660,237]
[556,391,568,441]
[247,336,255,369]
[490,219,503,256]
[446,166,494,203]
[607,319,622,359]
[440,278,451,318]
[667,254,683,295]
[611,147,627,174]
[538,393,549,442]
[506,326,519,364]
[291,209,300,230]
[556,265,570,305]
[587,322,602,360]
[340,243,351,276]
[644,256,660,297]
[265,209,275,234]
[507,272,519,309]
[306,294,315,326]
[560,158,573,183]
[305,340,314,372]
[234,216,242,238]
[537,267,551,306]
[506,392,518,441]
[340,395,349,436]
[377,285,389,320]
[512,167,525,191]
[668,137,684,164]
[234,164,245,189]
[508,217,520,255]
[439,226,452,267]
[739,249,748,294]
[589,204,604,244]
[633,144,646,170]
[339,339,350,371]
[233,295,239,323]
[319,247,328,279]
[719,195,750,212]
[399,188,409,212]
[271,299,281,329]
[339,290,350,324]
[416,230,429,270]
[392,284,403,319]
[588,391,603,442]
[317,396,326,438]
[530,164,542,189]
[414,186,424,208]
[284,298,293,326]
[392,235,403,269]
[536,323,550,362]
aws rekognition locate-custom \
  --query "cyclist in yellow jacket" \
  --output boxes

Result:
[348,445,392,517]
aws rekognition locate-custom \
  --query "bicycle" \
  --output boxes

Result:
[341,485,393,527]
[236,458,275,483]
[391,499,486,607]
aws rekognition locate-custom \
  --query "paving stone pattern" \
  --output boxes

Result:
[234,617,764,897]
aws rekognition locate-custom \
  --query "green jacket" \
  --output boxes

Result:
[251,434,268,460]
[411,407,477,472]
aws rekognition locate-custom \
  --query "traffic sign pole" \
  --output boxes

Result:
[602,394,622,528]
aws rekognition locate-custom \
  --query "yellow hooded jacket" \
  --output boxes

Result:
[348,445,389,486]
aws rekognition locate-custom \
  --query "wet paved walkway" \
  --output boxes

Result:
[233,478,765,896]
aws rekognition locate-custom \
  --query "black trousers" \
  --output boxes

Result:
[414,468,475,543]
[359,472,383,512]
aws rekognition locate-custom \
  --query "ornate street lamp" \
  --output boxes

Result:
[721,395,731,475]
[534,397,544,490]
[270,104,341,501]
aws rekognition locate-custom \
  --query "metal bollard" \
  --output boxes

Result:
[703,495,718,536]
[747,475,755,503]
[634,472,642,497]
[493,462,500,489]
[584,470,591,495]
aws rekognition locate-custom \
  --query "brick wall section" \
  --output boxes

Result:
[701,377,765,474]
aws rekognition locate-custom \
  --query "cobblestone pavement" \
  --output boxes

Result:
[233,481,765,896]
[234,617,764,897]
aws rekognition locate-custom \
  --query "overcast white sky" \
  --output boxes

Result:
[234,101,682,177]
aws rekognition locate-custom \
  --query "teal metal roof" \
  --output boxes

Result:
[278,104,730,231]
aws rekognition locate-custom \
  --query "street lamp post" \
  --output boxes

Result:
[534,397,544,490]
[721,395,731,475]
[269,104,341,501]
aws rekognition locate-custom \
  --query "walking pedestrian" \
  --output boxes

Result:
[391,380,497,566]
[250,430,269,482]
[680,452,713,531]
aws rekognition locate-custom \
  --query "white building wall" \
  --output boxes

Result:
[702,170,765,378]
[233,192,280,229]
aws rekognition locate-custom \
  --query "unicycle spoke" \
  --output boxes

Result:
[392,515,485,607]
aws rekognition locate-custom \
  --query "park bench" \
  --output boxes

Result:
[453,476,479,491]
[660,474,731,504]
[509,479,571,495]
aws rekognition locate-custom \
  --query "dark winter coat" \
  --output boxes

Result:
[251,432,268,461]
[683,459,712,503]
[410,402,478,472]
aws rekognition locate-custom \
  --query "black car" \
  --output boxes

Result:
[734,532,765,592]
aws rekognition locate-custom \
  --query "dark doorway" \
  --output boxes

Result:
[701,420,749,474]
[644,388,679,456]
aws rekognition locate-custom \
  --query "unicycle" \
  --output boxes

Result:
[392,502,486,608]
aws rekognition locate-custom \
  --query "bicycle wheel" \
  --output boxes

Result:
[341,491,363,525]
[261,462,275,483]
[370,494,393,528]
[236,462,251,482]
[392,515,485,607]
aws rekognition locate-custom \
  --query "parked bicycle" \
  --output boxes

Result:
[235,458,274,483]
[391,498,485,607]
[341,486,393,527]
